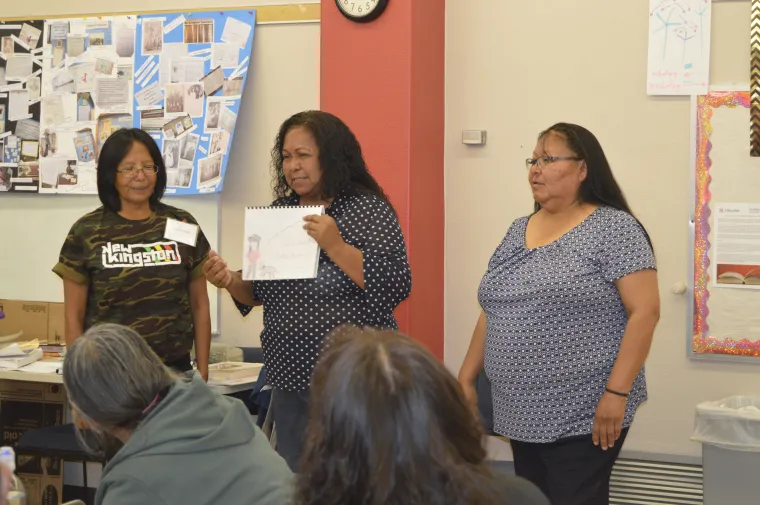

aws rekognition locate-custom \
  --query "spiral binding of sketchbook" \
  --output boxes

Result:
[242,205,324,281]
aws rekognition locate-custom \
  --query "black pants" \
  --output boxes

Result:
[165,354,192,373]
[510,428,629,505]
[271,388,310,472]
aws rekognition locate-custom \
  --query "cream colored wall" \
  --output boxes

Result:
[217,22,320,347]
[445,0,760,459]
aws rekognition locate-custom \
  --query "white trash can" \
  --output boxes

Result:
[691,396,760,505]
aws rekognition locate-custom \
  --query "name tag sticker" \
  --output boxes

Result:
[164,218,199,247]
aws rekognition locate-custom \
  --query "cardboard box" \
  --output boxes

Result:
[0,300,65,344]
[0,379,65,505]
[46,304,65,345]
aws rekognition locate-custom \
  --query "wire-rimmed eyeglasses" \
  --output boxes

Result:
[525,156,582,170]
[116,164,159,178]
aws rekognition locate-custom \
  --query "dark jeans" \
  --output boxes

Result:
[271,388,310,472]
[510,428,629,505]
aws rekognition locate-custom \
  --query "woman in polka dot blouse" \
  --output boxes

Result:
[203,110,412,470]
[458,123,660,505]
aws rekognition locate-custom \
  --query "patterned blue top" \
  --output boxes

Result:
[479,206,656,443]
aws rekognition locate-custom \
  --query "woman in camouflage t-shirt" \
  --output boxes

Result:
[53,129,212,380]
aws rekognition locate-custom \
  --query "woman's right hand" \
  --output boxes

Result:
[203,250,233,289]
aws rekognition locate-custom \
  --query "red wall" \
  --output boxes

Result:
[321,0,445,357]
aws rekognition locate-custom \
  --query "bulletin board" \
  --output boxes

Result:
[0,9,255,195]
[690,89,760,362]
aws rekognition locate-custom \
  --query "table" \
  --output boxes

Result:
[0,367,259,394]
[208,376,260,395]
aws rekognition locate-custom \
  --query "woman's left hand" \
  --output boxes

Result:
[303,214,344,254]
[592,392,626,451]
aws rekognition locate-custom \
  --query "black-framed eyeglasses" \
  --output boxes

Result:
[525,156,582,170]
[116,164,159,178]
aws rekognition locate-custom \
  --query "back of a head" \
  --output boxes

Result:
[297,326,502,505]
[63,323,176,454]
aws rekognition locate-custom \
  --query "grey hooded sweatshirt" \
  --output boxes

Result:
[95,374,293,505]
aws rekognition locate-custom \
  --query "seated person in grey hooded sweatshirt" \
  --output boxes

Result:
[62,323,293,505]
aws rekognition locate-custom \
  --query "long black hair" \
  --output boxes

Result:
[537,122,653,249]
[97,128,166,212]
[295,326,506,505]
[271,110,394,211]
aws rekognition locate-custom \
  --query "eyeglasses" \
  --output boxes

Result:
[525,156,582,170]
[116,164,158,178]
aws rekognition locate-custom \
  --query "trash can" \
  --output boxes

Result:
[691,396,760,505]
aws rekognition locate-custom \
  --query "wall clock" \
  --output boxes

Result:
[335,0,389,23]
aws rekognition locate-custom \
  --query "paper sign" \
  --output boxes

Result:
[136,61,157,86]
[141,64,160,87]
[221,17,252,49]
[134,80,162,106]
[230,56,249,78]
[134,55,155,80]
[164,15,186,35]
[647,0,711,95]
[10,34,30,52]
[164,218,198,246]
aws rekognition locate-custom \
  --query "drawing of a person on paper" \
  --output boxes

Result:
[244,234,262,280]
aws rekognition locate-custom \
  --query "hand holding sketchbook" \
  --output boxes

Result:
[242,205,324,281]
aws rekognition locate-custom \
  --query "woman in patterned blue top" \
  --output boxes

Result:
[458,123,660,505]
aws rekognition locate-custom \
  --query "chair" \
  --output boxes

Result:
[238,347,276,446]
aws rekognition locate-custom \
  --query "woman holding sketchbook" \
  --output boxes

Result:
[203,110,412,470]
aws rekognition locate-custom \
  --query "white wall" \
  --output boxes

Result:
[217,22,320,348]
[445,0,760,459]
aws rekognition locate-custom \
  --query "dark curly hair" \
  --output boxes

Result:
[294,326,506,505]
[271,110,394,211]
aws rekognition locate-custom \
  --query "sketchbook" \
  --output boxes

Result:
[242,205,324,281]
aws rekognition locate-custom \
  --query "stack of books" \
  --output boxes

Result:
[0,340,43,369]
[40,343,66,358]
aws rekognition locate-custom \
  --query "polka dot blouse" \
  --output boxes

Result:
[234,190,412,391]
[479,206,656,443]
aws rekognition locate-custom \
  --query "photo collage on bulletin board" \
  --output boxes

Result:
[0,20,44,192]
[0,9,255,195]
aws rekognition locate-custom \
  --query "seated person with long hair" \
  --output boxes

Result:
[63,323,292,505]
[295,326,550,505]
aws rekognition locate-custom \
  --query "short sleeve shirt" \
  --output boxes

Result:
[478,206,656,443]
[234,191,412,391]
[53,203,210,362]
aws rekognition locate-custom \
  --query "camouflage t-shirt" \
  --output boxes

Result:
[53,203,210,362]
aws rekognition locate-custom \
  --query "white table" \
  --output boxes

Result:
[0,368,63,384]
[207,375,259,395]
[0,367,259,395]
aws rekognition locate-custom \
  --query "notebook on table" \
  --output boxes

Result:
[242,205,324,281]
